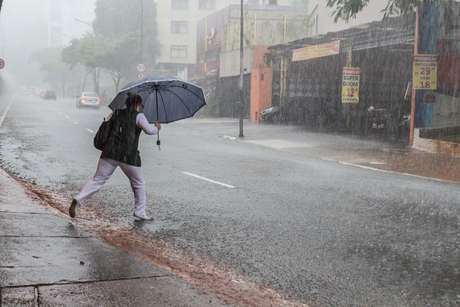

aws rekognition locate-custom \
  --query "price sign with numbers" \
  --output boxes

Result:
[342,67,360,104]
[413,55,437,90]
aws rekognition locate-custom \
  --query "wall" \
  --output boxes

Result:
[197,3,313,78]
[250,47,272,122]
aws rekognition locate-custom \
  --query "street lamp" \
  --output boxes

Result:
[239,0,244,138]
[74,18,92,29]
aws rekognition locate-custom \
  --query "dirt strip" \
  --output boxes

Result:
[7,172,308,307]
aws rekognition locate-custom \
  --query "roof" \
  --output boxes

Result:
[269,14,416,53]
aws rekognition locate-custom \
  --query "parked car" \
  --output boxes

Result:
[260,106,280,122]
[41,90,57,100]
[77,92,101,108]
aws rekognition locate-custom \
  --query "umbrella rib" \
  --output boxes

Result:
[158,90,169,123]
[163,88,192,115]
[168,85,206,104]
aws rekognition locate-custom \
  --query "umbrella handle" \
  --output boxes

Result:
[156,129,161,150]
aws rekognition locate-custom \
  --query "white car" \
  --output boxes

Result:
[77,92,101,108]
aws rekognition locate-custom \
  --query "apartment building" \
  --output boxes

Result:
[155,0,291,80]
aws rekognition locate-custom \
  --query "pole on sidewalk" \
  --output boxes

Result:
[140,0,144,64]
[239,0,244,138]
[409,7,420,146]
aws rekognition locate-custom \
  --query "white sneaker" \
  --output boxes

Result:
[133,211,153,221]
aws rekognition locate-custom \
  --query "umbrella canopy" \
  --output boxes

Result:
[109,77,206,124]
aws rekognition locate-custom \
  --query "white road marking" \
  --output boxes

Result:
[0,101,13,127]
[328,159,459,184]
[64,114,71,120]
[182,171,236,189]
[73,121,79,125]
[223,135,237,141]
[86,128,95,134]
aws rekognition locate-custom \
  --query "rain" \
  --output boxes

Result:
[0,0,459,306]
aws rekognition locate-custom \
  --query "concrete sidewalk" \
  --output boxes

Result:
[0,168,228,307]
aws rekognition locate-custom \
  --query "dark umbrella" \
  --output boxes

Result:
[109,77,206,147]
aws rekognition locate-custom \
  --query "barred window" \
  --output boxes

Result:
[171,45,188,59]
[171,21,189,34]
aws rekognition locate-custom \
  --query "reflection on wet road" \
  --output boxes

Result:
[0,95,459,306]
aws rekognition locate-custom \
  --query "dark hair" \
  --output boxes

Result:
[126,93,143,108]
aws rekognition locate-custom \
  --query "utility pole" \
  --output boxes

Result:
[409,7,420,145]
[239,0,244,138]
[140,0,144,64]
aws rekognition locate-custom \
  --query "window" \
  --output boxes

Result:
[171,0,188,10]
[171,21,189,34]
[199,0,216,10]
[171,45,188,59]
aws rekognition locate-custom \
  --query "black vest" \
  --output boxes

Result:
[101,109,142,167]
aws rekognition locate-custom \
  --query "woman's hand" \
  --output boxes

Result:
[155,122,161,130]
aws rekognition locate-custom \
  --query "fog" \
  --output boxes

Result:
[0,0,390,94]
[0,0,95,88]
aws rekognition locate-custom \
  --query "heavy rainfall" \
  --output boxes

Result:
[0,0,459,306]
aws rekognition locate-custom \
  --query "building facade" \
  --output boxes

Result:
[195,2,314,117]
[155,0,236,80]
[155,0,292,80]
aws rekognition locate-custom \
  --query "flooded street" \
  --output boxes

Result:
[1,96,458,306]
[1,1,460,305]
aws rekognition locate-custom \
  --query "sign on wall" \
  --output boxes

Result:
[342,67,361,104]
[292,40,340,62]
[413,54,438,90]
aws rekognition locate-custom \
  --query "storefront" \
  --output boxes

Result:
[267,14,415,142]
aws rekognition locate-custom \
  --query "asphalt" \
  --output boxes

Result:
[0,167,229,306]
[0,95,459,306]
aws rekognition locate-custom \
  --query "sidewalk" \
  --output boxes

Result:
[0,168,227,307]
[238,122,460,183]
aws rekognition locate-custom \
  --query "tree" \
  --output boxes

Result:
[62,0,160,93]
[97,35,141,92]
[62,34,106,93]
[93,0,160,70]
[325,0,429,22]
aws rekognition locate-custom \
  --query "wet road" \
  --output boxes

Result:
[1,95,459,306]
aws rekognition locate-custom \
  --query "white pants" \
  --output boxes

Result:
[75,158,147,214]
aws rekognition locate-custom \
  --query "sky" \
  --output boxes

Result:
[0,0,96,87]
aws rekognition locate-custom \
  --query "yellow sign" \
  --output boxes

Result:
[292,40,341,62]
[413,55,438,90]
[342,67,360,104]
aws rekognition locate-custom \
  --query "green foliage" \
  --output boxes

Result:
[62,0,160,92]
[62,34,107,69]
[326,0,431,22]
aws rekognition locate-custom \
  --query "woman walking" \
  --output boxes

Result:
[69,94,161,221]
